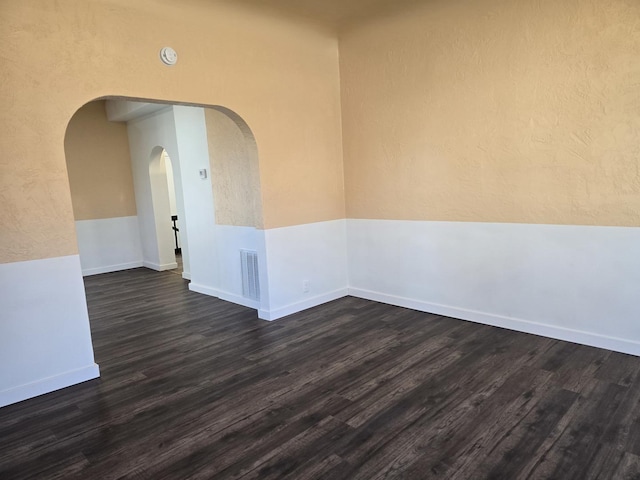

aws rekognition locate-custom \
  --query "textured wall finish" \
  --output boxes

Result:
[205,108,263,228]
[340,0,640,226]
[0,0,344,264]
[64,101,137,221]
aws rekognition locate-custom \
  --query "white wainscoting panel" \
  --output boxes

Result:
[260,219,348,321]
[185,225,264,310]
[0,255,99,407]
[347,219,640,356]
[76,216,143,276]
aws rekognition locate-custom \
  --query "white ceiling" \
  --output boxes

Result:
[105,100,170,122]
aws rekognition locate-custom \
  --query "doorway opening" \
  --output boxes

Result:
[150,147,184,277]
[64,97,266,315]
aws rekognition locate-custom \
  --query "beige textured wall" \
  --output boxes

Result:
[205,108,263,228]
[64,101,137,221]
[340,0,640,226]
[0,0,344,264]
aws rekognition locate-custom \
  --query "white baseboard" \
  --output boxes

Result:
[143,261,178,271]
[218,290,260,310]
[188,283,260,310]
[348,287,640,357]
[182,272,191,280]
[188,282,219,297]
[0,363,100,408]
[259,288,349,321]
[82,261,143,276]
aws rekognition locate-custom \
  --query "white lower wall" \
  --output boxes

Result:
[75,216,143,276]
[259,219,348,320]
[188,225,264,309]
[188,220,348,320]
[0,255,100,407]
[7,218,640,409]
[348,219,640,356]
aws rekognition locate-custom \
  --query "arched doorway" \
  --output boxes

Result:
[64,97,267,314]
[147,147,186,275]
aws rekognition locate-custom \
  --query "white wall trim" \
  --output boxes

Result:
[349,287,640,357]
[143,261,178,271]
[188,283,260,310]
[182,272,191,280]
[218,290,260,310]
[259,288,348,321]
[0,363,100,409]
[186,282,218,298]
[83,261,143,276]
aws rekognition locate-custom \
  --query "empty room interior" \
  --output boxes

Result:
[2,0,640,478]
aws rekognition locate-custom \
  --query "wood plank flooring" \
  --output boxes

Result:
[2,267,640,479]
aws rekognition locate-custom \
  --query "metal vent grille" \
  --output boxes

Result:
[240,250,260,301]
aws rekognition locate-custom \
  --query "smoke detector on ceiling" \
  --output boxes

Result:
[159,47,178,66]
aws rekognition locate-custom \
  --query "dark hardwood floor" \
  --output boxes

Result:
[2,268,640,479]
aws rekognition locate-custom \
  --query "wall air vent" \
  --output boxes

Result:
[240,249,260,301]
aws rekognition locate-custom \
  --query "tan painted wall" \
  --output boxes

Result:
[205,108,263,228]
[0,0,344,264]
[340,0,640,226]
[64,101,137,221]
